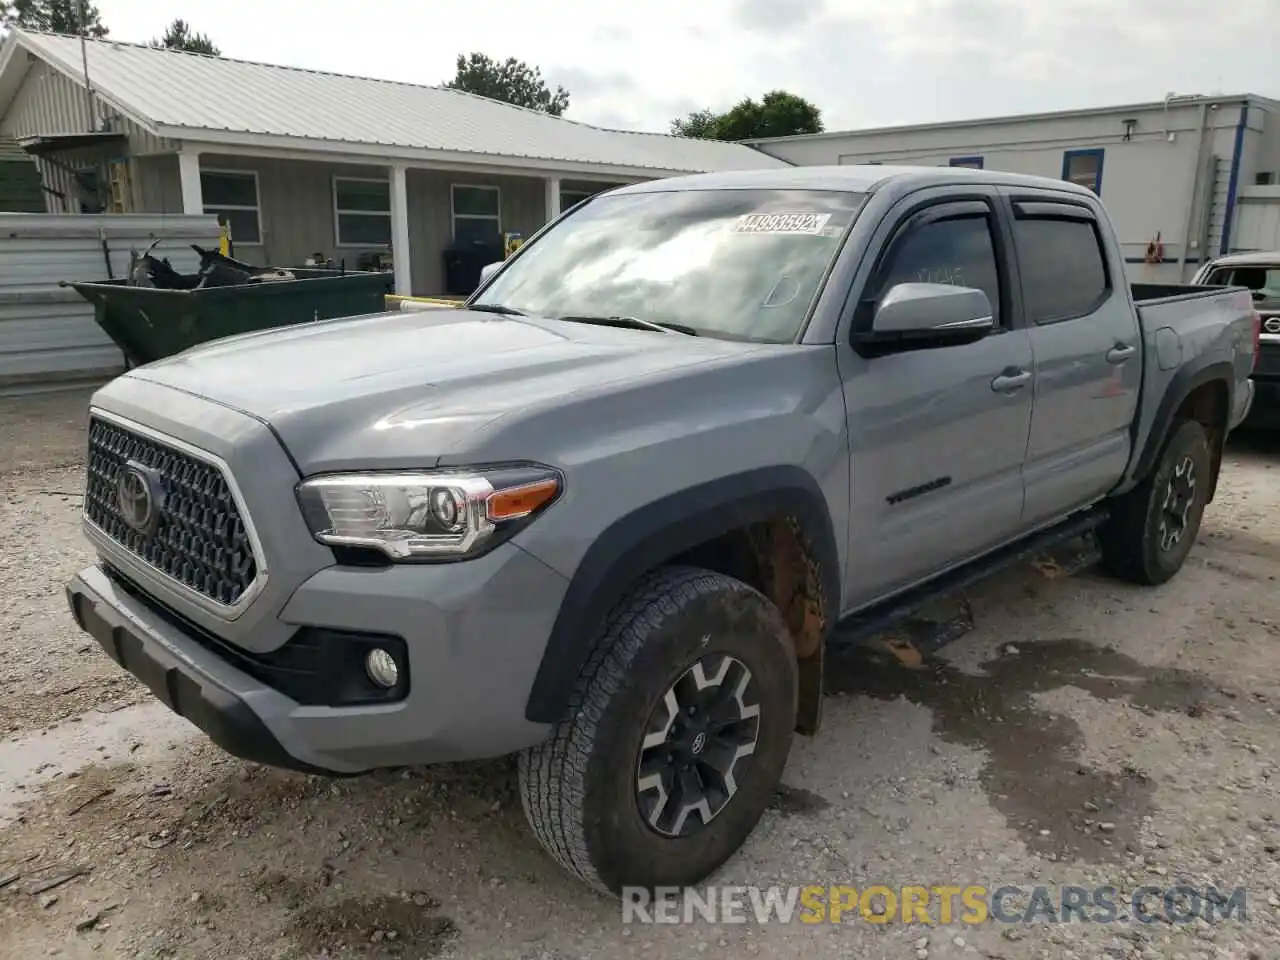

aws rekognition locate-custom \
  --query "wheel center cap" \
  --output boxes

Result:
[690,731,707,755]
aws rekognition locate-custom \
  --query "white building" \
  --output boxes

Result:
[751,95,1280,282]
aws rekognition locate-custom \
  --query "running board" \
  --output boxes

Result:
[829,509,1108,658]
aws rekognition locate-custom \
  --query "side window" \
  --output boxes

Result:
[872,214,1002,323]
[1013,217,1110,323]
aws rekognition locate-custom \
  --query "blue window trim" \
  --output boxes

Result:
[1219,103,1250,255]
[949,156,984,169]
[1061,148,1105,193]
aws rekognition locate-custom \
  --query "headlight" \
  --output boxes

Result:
[296,466,562,560]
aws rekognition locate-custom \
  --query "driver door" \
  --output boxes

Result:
[836,190,1034,609]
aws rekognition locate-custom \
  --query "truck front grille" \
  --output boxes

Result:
[84,417,258,607]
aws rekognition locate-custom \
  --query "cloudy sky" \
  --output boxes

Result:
[93,0,1279,134]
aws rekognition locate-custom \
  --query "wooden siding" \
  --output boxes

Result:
[148,155,554,294]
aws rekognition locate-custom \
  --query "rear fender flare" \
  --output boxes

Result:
[1130,359,1234,494]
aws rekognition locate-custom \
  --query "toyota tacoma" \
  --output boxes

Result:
[67,166,1259,896]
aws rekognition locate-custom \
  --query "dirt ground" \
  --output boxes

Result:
[0,388,1277,960]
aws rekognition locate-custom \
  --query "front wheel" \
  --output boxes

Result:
[1099,418,1212,585]
[518,566,797,896]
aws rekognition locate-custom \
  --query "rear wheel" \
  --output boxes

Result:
[1099,418,1212,585]
[518,566,797,896]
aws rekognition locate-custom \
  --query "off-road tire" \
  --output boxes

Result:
[518,565,797,896]
[1099,418,1212,586]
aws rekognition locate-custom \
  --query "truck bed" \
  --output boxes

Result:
[1130,282,1232,305]
[1116,281,1257,495]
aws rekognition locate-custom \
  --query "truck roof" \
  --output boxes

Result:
[1203,251,1280,269]
[614,164,1100,199]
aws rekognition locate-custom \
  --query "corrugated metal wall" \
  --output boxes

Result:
[0,213,219,395]
[1232,187,1280,251]
[0,56,173,213]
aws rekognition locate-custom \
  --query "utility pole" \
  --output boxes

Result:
[78,0,97,130]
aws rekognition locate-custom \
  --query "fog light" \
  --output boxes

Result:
[365,648,400,688]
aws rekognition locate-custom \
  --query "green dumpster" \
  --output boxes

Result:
[67,268,395,367]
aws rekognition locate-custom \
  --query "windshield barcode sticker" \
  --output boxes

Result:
[732,213,832,235]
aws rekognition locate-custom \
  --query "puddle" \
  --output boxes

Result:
[0,700,193,823]
[825,637,1224,863]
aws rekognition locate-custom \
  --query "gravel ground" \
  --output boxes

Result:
[0,389,1277,960]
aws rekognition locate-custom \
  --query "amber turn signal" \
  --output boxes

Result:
[486,478,560,521]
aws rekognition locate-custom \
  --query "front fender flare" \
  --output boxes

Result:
[524,465,840,725]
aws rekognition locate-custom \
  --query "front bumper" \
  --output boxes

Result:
[68,539,568,774]
[68,567,331,774]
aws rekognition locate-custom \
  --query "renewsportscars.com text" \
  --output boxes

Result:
[621,884,1249,926]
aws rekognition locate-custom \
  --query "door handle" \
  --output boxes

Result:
[991,369,1032,393]
[1106,343,1137,364]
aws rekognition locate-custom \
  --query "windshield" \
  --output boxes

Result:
[1205,264,1280,307]
[471,188,867,342]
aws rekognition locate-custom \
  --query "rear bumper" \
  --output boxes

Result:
[1243,377,1280,430]
[1232,377,1257,429]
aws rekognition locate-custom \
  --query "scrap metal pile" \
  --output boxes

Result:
[126,240,296,289]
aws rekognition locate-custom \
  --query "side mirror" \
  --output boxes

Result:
[479,261,502,285]
[859,282,994,347]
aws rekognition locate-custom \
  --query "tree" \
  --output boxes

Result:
[669,108,721,139]
[0,0,108,37]
[150,18,219,55]
[445,53,569,117]
[670,90,823,141]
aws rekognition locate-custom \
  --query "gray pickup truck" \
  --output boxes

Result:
[67,166,1258,897]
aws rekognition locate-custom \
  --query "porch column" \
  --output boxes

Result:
[177,151,203,214]
[544,175,561,223]
[389,163,413,296]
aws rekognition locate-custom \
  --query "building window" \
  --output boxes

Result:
[949,156,984,169]
[560,189,592,211]
[1257,172,1276,186]
[334,177,391,246]
[201,170,261,244]
[1012,216,1111,323]
[1061,149,1104,194]
[452,184,501,244]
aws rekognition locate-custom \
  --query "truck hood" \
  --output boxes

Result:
[125,309,761,473]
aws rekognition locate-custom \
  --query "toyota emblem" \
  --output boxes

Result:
[116,462,161,535]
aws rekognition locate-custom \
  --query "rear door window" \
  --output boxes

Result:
[1013,216,1111,323]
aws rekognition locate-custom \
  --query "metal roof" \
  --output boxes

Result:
[745,93,1280,145]
[0,30,786,177]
